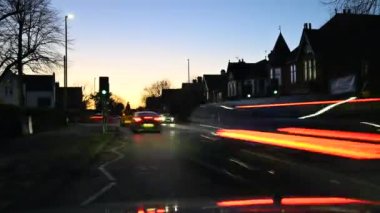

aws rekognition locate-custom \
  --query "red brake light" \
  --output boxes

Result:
[143,116,153,119]
[133,117,142,122]
[154,116,162,122]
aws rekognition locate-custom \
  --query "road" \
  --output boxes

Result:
[26,122,367,213]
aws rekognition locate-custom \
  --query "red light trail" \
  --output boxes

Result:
[216,129,380,159]
[278,127,380,142]
[235,98,380,109]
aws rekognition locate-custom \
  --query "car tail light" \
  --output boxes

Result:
[154,116,163,122]
[143,116,153,120]
[156,209,165,213]
[133,117,142,122]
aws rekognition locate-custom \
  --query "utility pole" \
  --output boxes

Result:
[63,16,68,111]
[94,77,96,94]
[63,14,74,110]
[187,58,190,83]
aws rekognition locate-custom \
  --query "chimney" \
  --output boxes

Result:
[221,69,226,75]
[192,79,196,84]
[304,23,308,29]
[308,23,311,29]
[197,76,202,83]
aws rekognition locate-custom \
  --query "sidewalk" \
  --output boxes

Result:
[0,124,117,212]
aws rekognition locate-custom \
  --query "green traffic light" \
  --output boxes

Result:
[101,90,107,95]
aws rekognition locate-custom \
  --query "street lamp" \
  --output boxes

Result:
[187,59,190,83]
[64,13,74,110]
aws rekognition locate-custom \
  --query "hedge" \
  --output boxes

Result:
[0,105,67,139]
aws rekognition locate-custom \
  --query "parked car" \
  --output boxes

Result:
[130,111,162,133]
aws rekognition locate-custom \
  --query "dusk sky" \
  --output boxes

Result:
[52,0,332,108]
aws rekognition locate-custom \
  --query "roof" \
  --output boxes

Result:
[296,13,380,62]
[203,74,227,92]
[227,59,268,80]
[268,33,291,66]
[162,89,181,99]
[23,74,55,91]
[287,47,299,63]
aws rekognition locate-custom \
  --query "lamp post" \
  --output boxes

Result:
[187,58,190,83]
[64,14,74,110]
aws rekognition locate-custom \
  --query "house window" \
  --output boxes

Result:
[304,61,308,81]
[308,60,312,80]
[290,64,297,84]
[270,68,273,79]
[312,59,317,80]
[274,68,282,86]
[228,81,237,97]
[233,82,237,96]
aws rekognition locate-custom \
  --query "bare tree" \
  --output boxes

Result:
[0,0,21,22]
[323,0,380,14]
[0,0,64,106]
[141,79,171,103]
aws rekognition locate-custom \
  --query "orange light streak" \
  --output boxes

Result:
[235,98,380,109]
[216,129,380,159]
[217,197,378,207]
[278,127,380,142]
[217,198,273,207]
[282,197,375,205]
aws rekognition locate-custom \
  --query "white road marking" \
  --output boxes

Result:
[98,166,116,181]
[199,124,221,129]
[80,182,116,206]
[200,134,218,141]
[229,158,253,170]
[360,121,380,128]
[299,97,357,119]
[220,105,234,110]
[80,143,125,206]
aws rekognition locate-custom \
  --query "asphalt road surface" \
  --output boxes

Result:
[25,121,380,213]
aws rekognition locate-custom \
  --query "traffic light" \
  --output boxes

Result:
[99,77,109,95]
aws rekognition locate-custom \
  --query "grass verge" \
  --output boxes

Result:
[0,125,117,212]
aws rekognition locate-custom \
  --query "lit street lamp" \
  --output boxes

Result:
[63,13,74,110]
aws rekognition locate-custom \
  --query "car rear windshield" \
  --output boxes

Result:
[136,112,158,117]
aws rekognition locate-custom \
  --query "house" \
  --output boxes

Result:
[284,11,380,96]
[0,70,56,108]
[55,85,84,110]
[203,70,227,103]
[161,88,182,114]
[145,96,161,112]
[226,59,269,99]
[24,74,56,108]
[0,70,18,105]
[268,32,291,95]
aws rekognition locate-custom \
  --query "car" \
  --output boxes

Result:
[121,114,133,126]
[161,113,175,124]
[130,111,162,133]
